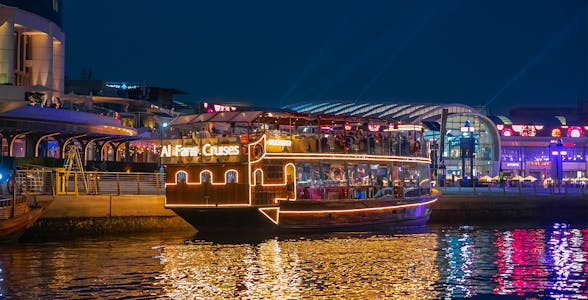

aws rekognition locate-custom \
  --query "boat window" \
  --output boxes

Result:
[176,171,187,184]
[254,169,262,185]
[201,171,212,183]
[226,170,237,183]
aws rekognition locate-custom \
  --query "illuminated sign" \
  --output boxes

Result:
[105,82,141,90]
[567,126,583,138]
[530,161,551,167]
[203,102,236,113]
[505,162,520,167]
[161,144,240,157]
[267,139,292,147]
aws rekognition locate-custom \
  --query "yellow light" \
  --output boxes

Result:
[267,139,292,147]
[264,153,431,164]
[280,198,438,214]
[259,207,280,224]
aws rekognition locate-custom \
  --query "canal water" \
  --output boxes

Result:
[1,223,586,299]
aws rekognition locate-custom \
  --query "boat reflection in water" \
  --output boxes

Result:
[0,224,586,299]
[156,233,441,299]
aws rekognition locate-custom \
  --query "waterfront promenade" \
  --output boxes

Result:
[21,184,587,237]
[431,186,587,224]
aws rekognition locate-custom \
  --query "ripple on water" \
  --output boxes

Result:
[0,224,586,299]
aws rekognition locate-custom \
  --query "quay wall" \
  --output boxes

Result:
[25,195,194,237]
[432,193,588,224]
[23,193,588,236]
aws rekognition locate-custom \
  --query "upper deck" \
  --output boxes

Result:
[162,111,430,165]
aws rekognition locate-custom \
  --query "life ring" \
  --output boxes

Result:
[251,144,264,160]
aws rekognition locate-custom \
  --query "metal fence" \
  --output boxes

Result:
[16,169,166,196]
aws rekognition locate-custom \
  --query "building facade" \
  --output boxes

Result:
[0,0,64,107]
[284,102,502,180]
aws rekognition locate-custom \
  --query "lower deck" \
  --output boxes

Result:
[168,190,439,232]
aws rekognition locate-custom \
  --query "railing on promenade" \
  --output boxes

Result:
[437,180,587,196]
[15,169,166,196]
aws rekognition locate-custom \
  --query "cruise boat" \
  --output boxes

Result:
[163,111,439,232]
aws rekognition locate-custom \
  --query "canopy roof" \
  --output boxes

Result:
[0,105,136,136]
[169,111,389,127]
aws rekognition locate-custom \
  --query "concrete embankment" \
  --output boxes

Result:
[25,195,194,237]
[24,192,588,237]
[431,192,588,224]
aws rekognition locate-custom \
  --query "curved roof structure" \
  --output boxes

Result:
[0,106,136,136]
[284,102,483,124]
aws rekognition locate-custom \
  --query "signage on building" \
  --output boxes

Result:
[501,162,520,169]
[161,144,240,157]
[530,161,551,167]
[203,102,237,113]
[105,82,142,90]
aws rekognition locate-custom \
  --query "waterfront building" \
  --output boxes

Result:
[0,0,64,108]
[491,99,588,181]
[284,102,502,179]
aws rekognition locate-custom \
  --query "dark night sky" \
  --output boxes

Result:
[64,0,587,114]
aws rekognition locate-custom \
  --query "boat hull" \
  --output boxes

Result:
[168,192,438,233]
[0,207,45,243]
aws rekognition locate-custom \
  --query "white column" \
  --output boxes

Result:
[0,18,14,84]
[30,32,53,99]
[52,39,64,99]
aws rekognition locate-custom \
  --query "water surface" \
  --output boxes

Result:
[1,223,586,299]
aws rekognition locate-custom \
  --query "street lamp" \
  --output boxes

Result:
[460,120,476,185]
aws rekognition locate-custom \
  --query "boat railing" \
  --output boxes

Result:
[173,131,428,159]
[0,196,28,220]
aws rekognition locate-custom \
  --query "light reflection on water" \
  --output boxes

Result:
[0,223,586,299]
[157,234,440,299]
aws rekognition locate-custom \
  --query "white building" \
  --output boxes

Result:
[0,0,64,108]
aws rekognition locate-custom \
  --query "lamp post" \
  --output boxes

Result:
[460,120,476,186]
[549,139,564,192]
[159,122,168,172]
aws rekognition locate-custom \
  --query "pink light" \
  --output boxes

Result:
[368,124,380,132]
[502,128,513,136]
[534,125,544,130]
[496,124,504,130]
[567,127,583,138]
